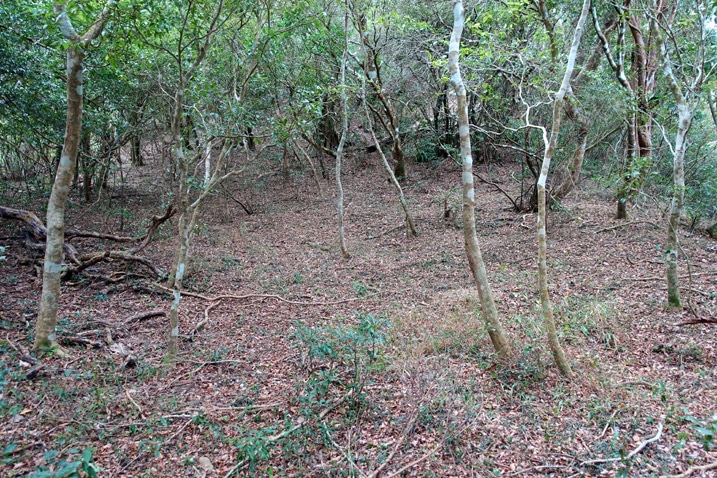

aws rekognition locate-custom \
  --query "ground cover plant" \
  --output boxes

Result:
[1,1,716,476]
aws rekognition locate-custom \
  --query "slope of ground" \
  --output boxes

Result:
[0,153,715,477]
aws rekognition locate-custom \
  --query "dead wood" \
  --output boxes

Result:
[581,422,662,466]
[153,283,376,305]
[594,220,660,233]
[128,204,176,254]
[73,251,164,278]
[675,317,717,326]
[1,205,174,278]
[473,172,520,211]
[124,309,166,324]
[59,335,105,348]
[1,206,80,262]
[664,460,717,477]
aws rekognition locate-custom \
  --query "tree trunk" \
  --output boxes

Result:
[362,97,417,237]
[167,208,197,363]
[657,20,699,310]
[35,0,115,351]
[356,12,406,181]
[534,0,590,378]
[551,93,589,202]
[336,1,350,259]
[592,2,671,219]
[130,135,143,167]
[34,44,84,353]
[449,0,510,359]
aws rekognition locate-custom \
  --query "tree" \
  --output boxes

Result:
[353,3,408,180]
[652,1,713,309]
[159,0,264,364]
[449,0,510,360]
[34,0,117,353]
[336,0,351,259]
[356,10,417,237]
[591,1,674,219]
[528,0,591,378]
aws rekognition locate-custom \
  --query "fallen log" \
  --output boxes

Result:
[1,204,174,280]
[1,206,79,262]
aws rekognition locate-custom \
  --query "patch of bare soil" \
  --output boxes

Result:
[0,153,715,477]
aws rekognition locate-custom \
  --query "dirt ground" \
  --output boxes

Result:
[0,152,715,477]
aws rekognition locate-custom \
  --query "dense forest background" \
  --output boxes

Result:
[0,0,716,476]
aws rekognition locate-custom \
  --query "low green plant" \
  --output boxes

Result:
[685,413,717,450]
[26,447,100,478]
[291,311,390,375]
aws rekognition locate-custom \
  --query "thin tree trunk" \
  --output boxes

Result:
[449,0,510,359]
[356,12,406,180]
[551,94,588,202]
[656,12,702,310]
[336,1,350,259]
[362,104,417,237]
[534,0,590,378]
[167,208,198,362]
[292,139,323,198]
[359,17,416,237]
[35,1,115,352]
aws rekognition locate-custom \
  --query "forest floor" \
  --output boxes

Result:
[0,151,716,477]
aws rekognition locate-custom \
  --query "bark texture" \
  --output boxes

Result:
[534,0,591,378]
[591,1,673,219]
[654,8,706,310]
[336,1,350,259]
[449,0,510,359]
[35,1,115,352]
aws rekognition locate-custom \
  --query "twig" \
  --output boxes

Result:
[222,391,352,478]
[598,409,619,440]
[626,272,714,282]
[368,413,417,478]
[473,171,520,210]
[595,220,659,233]
[161,363,208,390]
[124,309,166,325]
[125,389,143,414]
[366,225,405,240]
[153,283,376,305]
[582,422,662,466]
[165,414,197,444]
[326,432,367,478]
[663,460,717,478]
[675,317,717,326]
[383,441,443,478]
[192,302,219,336]
[505,464,575,476]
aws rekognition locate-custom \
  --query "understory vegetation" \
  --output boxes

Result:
[1,0,716,476]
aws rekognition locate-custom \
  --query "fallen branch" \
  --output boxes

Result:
[128,204,176,254]
[152,283,376,305]
[368,413,417,478]
[59,336,104,349]
[663,460,717,478]
[1,207,79,262]
[124,309,166,325]
[326,431,367,478]
[191,302,219,337]
[581,422,662,466]
[125,389,143,414]
[675,317,717,326]
[166,413,198,444]
[594,220,660,233]
[626,272,714,282]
